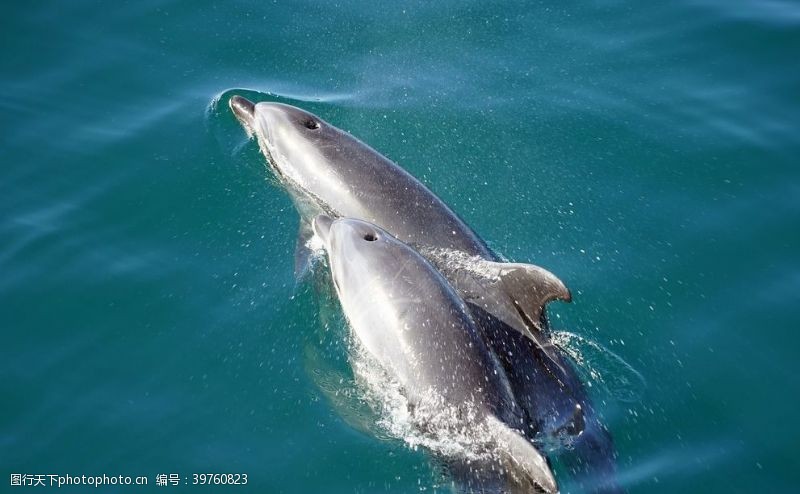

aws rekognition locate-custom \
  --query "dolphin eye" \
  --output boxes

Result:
[363,233,377,242]
[303,118,319,130]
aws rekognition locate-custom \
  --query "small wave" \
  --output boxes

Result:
[210,87,357,111]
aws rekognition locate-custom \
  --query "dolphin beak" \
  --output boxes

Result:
[229,95,256,125]
[312,215,334,246]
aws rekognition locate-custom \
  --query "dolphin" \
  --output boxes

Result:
[312,215,558,494]
[227,97,569,340]
[230,96,621,491]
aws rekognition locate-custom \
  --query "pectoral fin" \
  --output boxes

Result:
[294,220,315,281]
[493,261,571,331]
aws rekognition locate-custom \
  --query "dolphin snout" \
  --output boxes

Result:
[313,215,334,245]
[229,95,256,124]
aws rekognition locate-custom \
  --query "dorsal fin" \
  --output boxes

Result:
[493,261,571,332]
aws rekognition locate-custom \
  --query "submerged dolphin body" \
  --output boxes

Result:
[313,215,558,494]
[230,96,621,491]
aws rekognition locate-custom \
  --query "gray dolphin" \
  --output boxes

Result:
[312,214,558,494]
[229,96,567,343]
[230,96,621,491]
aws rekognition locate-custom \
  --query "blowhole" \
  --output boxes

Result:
[363,233,378,242]
[303,119,320,130]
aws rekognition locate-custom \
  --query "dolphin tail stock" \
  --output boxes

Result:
[490,261,571,334]
[483,415,559,494]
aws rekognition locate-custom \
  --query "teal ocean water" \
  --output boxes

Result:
[2,1,799,492]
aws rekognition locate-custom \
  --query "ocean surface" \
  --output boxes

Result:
[2,1,799,493]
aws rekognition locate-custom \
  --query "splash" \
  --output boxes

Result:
[419,245,646,405]
[306,231,326,254]
[552,331,646,403]
[350,342,498,462]
[417,246,503,282]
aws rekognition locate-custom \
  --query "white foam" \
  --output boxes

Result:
[349,340,502,463]
[306,231,326,254]
[417,246,501,282]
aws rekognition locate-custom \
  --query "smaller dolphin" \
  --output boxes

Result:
[313,215,558,494]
